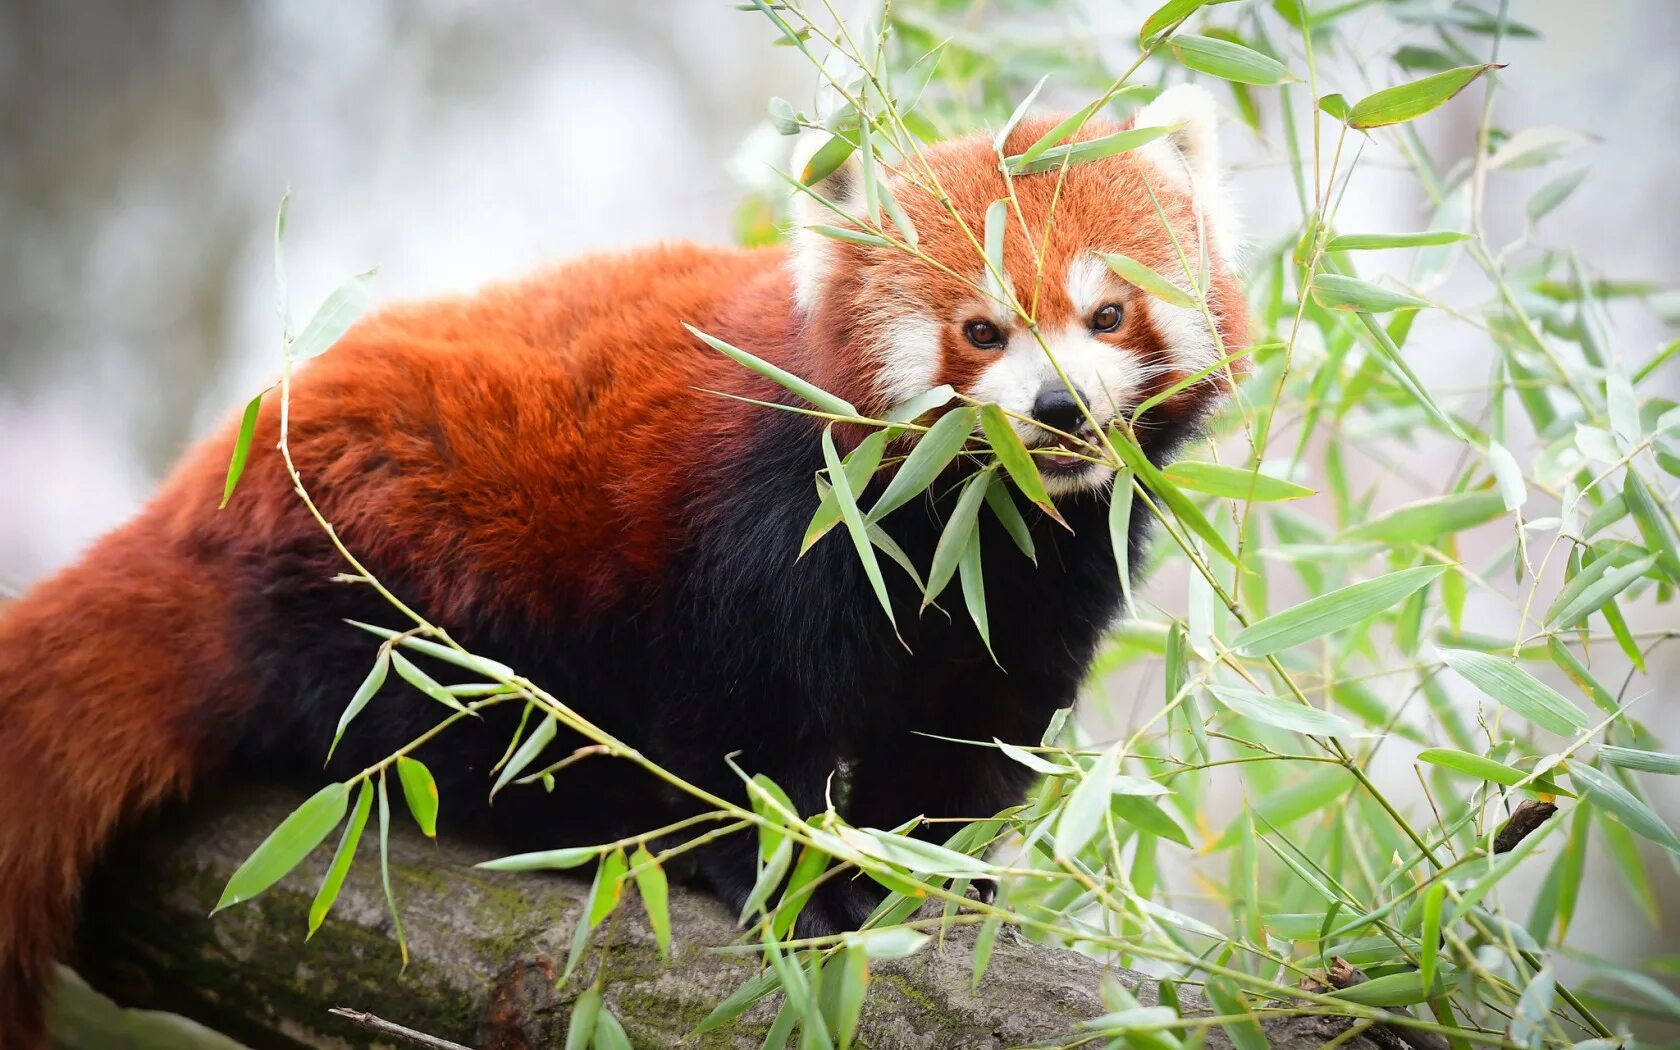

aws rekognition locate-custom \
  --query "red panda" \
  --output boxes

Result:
[0,85,1248,1047]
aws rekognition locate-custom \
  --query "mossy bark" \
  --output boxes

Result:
[73,789,1382,1049]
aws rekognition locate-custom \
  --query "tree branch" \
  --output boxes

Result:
[73,788,1382,1049]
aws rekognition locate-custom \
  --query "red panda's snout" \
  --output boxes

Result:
[788,84,1249,491]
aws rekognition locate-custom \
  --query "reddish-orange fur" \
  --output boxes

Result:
[0,110,1247,1047]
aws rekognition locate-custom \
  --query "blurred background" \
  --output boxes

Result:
[4,0,1676,1041]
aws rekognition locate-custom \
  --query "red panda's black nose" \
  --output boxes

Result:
[1031,385,1088,434]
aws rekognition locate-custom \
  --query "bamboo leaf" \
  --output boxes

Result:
[1348,64,1502,129]
[1007,124,1176,175]
[1170,34,1294,85]
[1099,251,1197,308]
[394,756,439,839]
[216,782,349,912]
[1232,565,1445,656]
[1311,273,1431,312]
[219,389,267,509]
[1111,794,1192,848]
[823,426,898,630]
[1056,745,1118,857]
[923,469,990,607]
[630,844,672,960]
[1163,460,1313,502]
[687,324,859,417]
[376,772,408,967]
[1140,0,1210,47]
[1570,764,1680,853]
[491,712,557,798]
[1545,554,1656,628]
[1599,745,1680,775]
[869,406,978,522]
[1437,648,1590,737]
[1209,685,1365,738]
[1342,491,1506,543]
[983,473,1037,562]
[981,404,1061,523]
[328,650,390,763]
[1326,231,1471,251]
[307,779,373,938]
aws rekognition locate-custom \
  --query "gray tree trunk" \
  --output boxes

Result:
[72,789,1383,1050]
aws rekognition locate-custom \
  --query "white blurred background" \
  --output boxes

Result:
[3,0,1676,1028]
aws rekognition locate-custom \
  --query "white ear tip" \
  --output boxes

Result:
[1139,83,1218,132]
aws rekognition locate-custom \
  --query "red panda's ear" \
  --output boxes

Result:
[1133,84,1243,270]
[788,133,868,312]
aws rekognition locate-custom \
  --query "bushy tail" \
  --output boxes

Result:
[0,516,238,1049]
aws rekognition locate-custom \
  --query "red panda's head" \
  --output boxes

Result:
[789,85,1249,495]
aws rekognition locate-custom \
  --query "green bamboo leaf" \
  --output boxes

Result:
[1203,977,1267,1050]
[1162,460,1313,502]
[1570,764,1680,853]
[856,828,991,876]
[1419,881,1446,989]
[343,621,515,679]
[982,197,1009,305]
[844,927,931,960]
[687,323,859,417]
[1098,251,1196,308]
[565,985,603,1050]
[491,712,557,798]
[1208,685,1365,738]
[219,389,267,509]
[1108,465,1137,613]
[292,269,376,360]
[804,429,888,551]
[1327,231,1471,251]
[982,473,1036,562]
[833,945,869,1050]
[394,756,439,839]
[884,384,954,424]
[877,178,918,248]
[1417,748,1571,795]
[981,403,1062,523]
[376,772,408,967]
[1554,802,1591,939]
[1111,794,1192,848]
[1546,637,1619,716]
[1546,554,1657,628]
[1006,124,1176,175]
[1437,648,1590,737]
[1622,474,1680,582]
[1327,970,1447,1006]
[308,779,373,938]
[1527,167,1588,224]
[327,650,390,763]
[957,527,994,659]
[1318,93,1350,121]
[1170,34,1294,85]
[693,965,784,1036]
[630,844,672,961]
[808,224,894,249]
[994,75,1049,154]
[823,426,899,631]
[1056,745,1118,858]
[1139,0,1210,47]
[1005,101,1100,173]
[1110,429,1239,564]
[1598,811,1662,924]
[476,844,602,872]
[1232,565,1445,656]
[869,406,978,522]
[1599,745,1680,775]
[972,915,1002,989]
[593,1008,633,1050]
[588,849,630,929]
[389,651,470,714]
[215,782,349,912]
[921,469,990,608]
[1510,966,1555,1048]
[1311,273,1431,312]
[801,133,855,185]
[1342,491,1506,543]
[1348,64,1502,129]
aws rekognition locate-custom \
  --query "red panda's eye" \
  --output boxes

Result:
[963,319,1005,349]
[1092,303,1124,333]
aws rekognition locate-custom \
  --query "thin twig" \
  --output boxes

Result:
[328,1008,474,1050]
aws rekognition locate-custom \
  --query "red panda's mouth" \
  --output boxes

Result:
[1030,429,1102,475]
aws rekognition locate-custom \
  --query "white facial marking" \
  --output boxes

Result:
[870,315,943,407]
[1134,83,1243,270]
[1065,254,1112,317]
[1148,300,1221,371]
[967,321,1142,493]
